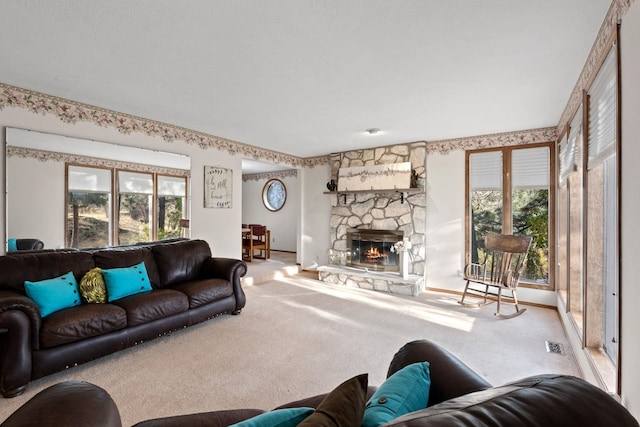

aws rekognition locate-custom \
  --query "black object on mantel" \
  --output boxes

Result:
[411,169,419,188]
[326,179,337,192]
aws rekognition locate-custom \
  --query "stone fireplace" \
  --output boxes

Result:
[346,229,403,272]
[318,142,427,296]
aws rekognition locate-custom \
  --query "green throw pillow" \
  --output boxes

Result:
[230,407,314,427]
[79,267,107,304]
[361,362,430,427]
[24,271,81,317]
[298,373,368,427]
[102,261,152,302]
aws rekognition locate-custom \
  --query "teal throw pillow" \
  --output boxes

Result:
[361,362,431,427]
[229,407,314,427]
[24,271,81,317]
[102,261,152,302]
[8,238,17,252]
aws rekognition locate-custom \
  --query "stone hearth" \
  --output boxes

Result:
[318,265,424,296]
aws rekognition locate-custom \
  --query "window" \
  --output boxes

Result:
[556,41,619,393]
[66,165,187,248]
[466,143,554,288]
[67,166,112,248]
[262,179,287,211]
[157,175,187,239]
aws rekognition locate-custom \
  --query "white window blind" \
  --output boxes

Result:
[560,107,582,186]
[512,147,549,189]
[558,133,570,187]
[68,166,111,192]
[588,45,617,169]
[470,151,502,191]
[118,171,153,194]
[158,176,186,197]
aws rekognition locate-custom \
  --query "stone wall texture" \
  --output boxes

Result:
[328,142,427,277]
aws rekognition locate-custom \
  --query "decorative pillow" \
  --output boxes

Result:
[361,362,430,427]
[24,271,81,317]
[7,238,17,252]
[79,267,107,304]
[229,407,315,427]
[102,262,152,302]
[298,373,368,427]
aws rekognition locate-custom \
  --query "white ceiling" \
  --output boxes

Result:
[1,1,610,160]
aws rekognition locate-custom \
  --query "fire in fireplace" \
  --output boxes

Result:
[346,229,404,272]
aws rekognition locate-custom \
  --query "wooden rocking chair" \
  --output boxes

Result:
[459,234,532,319]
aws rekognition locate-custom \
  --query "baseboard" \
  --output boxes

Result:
[425,286,557,310]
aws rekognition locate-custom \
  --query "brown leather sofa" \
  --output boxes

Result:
[0,239,247,398]
[1,339,637,427]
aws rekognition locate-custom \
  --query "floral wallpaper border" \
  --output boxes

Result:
[425,127,558,155]
[242,169,297,182]
[0,83,328,169]
[7,146,190,177]
[558,0,635,131]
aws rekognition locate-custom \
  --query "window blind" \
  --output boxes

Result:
[158,176,186,197]
[560,107,582,185]
[588,44,617,169]
[469,151,502,191]
[512,147,549,189]
[118,171,153,194]
[68,166,111,192]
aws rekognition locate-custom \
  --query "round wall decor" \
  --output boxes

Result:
[262,178,287,211]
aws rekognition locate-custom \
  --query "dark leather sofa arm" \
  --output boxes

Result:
[0,290,42,343]
[0,381,122,427]
[0,291,43,397]
[201,257,248,313]
[387,339,492,407]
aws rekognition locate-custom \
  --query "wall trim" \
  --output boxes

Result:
[7,146,191,177]
[242,170,297,182]
[426,127,558,155]
[2,82,562,162]
[0,83,328,169]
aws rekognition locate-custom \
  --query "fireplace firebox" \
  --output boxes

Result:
[346,229,403,272]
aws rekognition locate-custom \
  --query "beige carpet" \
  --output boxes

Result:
[0,275,578,426]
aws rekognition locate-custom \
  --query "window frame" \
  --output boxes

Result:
[65,163,188,248]
[465,141,556,290]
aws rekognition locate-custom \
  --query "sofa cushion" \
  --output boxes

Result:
[24,272,82,317]
[102,262,153,302]
[0,251,95,294]
[92,246,161,288]
[112,289,189,327]
[152,239,212,288]
[40,304,127,348]
[171,278,233,308]
[298,373,368,427]
[79,267,107,304]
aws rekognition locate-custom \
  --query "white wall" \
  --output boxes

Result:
[425,150,465,290]
[620,0,640,417]
[241,173,298,252]
[0,107,244,258]
[299,164,332,270]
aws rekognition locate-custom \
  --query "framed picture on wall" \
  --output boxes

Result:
[204,166,232,208]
